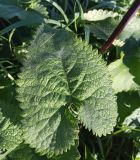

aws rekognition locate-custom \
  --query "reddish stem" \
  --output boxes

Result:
[100,0,140,53]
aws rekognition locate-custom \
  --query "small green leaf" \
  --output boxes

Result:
[0,110,22,159]
[87,15,140,43]
[108,37,140,93]
[108,54,140,93]
[123,107,140,137]
[30,2,48,17]
[135,152,140,160]
[123,38,140,85]
[83,9,118,21]
[87,17,120,40]
[8,144,46,160]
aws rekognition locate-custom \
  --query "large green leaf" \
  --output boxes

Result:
[7,144,46,160]
[50,144,80,160]
[17,24,117,157]
[9,143,79,160]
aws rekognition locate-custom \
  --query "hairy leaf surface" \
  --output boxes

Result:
[84,9,118,21]
[7,144,46,160]
[0,76,21,123]
[50,144,80,160]
[17,24,117,156]
[0,110,22,159]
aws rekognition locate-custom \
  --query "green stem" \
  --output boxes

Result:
[45,0,69,24]
[97,137,105,160]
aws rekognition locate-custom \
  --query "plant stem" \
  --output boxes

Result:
[100,0,140,53]
[97,137,105,160]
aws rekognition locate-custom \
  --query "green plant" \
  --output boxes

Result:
[0,0,140,160]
